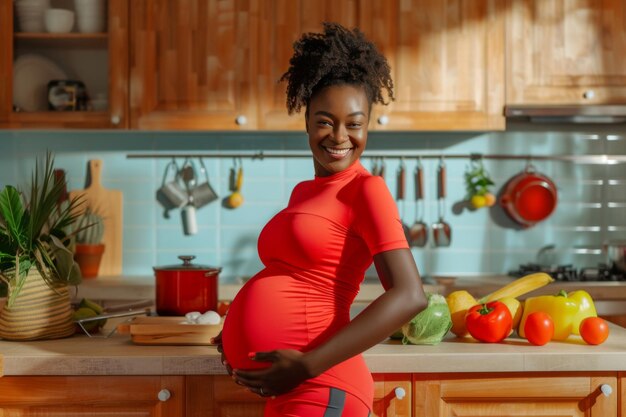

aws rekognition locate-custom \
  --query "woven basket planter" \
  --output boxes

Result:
[0,270,75,341]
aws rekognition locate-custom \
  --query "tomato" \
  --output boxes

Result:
[465,301,512,343]
[523,311,554,346]
[579,317,609,345]
[217,301,231,317]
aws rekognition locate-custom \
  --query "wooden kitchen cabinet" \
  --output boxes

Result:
[189,374,412,417]
[506,0,626,105]
[131,0,506,131]
[617,372,626,417]
[358,0,506,131]
[0,0,129,129]
[414,373,618,417]
[187,375,265,417]
[257,0,359,130]
[372,373,412,417]
[0,375,184,416]
[129,0,260,130]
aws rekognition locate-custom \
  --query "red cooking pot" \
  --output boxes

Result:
[154,255,221,316]
[500,164,558,228]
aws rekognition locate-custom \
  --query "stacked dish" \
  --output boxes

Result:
[14,0,51,32]
[74,0,107,33]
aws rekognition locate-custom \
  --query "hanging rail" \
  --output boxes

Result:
[127,151,626,163]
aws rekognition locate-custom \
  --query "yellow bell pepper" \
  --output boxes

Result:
[568,290,597,335]
[518,290,596,341]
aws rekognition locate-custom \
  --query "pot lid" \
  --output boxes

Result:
[154,255,220,271]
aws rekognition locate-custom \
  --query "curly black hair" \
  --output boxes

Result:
[280,22,394,115]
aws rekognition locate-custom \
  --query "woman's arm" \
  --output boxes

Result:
[233,247,427,396]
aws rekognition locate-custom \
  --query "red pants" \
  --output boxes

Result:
[263,385,371,417]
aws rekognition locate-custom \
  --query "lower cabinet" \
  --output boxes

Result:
[187,374,413,416]
[0,375,184,416]
[186,375,265,417]
[0,373,620,416]
[372,374,412,417]
[414,373,618,417]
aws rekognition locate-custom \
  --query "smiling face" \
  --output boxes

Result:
[305,84,370,177]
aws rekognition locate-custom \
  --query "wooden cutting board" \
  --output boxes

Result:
[69,159,123,276]
[119,316,223,345]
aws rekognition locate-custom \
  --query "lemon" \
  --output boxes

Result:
[227,191,244,208]
[446,290,478,337]
[470,194,487,209]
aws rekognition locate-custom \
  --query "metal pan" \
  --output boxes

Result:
[432,157,451,247]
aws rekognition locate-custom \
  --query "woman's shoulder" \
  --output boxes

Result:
[351,172,391,197]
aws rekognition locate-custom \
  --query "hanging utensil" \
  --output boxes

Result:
[191,158,219,209]
[408,157,428,247]
[226,158,244,209]
[432,156,451,247]
[180,158,198,235]
[396,158,410,242]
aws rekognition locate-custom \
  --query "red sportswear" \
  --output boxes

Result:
[222,160,408,409]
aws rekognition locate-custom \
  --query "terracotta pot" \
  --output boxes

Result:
[74,243,105,278]
[500,165,558,228]
[153,255,221,316]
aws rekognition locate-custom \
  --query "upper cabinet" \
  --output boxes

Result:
[129,0,260,130]
[359,0,506,131]
[506,0,626,105]
[2,0,624,131]
[0,0,128,129]
[257,0,359,130]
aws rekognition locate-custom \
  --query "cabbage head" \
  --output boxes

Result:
[401,293,452,345]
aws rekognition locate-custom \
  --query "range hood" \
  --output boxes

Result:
[504,104,626,124]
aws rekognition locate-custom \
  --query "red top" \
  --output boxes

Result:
[222,160,408,406]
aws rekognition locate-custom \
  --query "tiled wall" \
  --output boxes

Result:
[0,123,625,283]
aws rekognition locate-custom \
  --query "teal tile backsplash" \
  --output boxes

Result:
[0,124,624,283]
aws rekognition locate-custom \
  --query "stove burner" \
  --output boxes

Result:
[509,263,626,282]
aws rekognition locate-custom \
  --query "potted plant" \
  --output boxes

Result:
[0,153,84,340]
[73,208,105,278]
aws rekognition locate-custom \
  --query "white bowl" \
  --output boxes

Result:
[76,16,106,33]
[44,9,74,33]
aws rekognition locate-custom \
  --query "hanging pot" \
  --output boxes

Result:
[500,163,558,228]
[154,255,221,316]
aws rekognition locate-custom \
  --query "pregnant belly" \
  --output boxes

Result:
[222,272,348,370]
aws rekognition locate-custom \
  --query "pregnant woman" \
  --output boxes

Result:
[217,22,427,417]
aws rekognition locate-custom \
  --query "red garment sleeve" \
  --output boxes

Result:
[352,175,409,255]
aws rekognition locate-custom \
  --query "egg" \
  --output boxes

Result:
[196,310,221,325]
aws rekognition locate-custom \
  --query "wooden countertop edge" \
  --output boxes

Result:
[0,324,624,376]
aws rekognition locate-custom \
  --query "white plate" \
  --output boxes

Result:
[13,54,68,112]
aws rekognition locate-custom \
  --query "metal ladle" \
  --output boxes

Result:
[432,156,451,247]
[408,158,428,247]
[396,158,411,242]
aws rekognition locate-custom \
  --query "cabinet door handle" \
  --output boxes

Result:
[111,115,121,125]
[235,115,248,126]
[377,115,390,125]
[394,387,406,400]
[583,90,595,100]
[600,384,613,397]
[157,389,171,402]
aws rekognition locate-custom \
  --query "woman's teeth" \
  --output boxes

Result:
[324,147,351,155]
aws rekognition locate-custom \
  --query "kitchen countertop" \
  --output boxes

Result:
[0,324,625,376]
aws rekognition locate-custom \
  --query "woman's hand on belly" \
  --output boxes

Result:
[233,349,313,397]
[211,331,233,376]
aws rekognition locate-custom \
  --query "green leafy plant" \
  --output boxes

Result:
[464,157,496,209]
[0,153,84,307]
